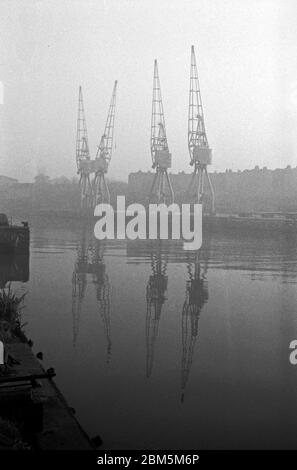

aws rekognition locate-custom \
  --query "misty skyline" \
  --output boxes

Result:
[0,0,296,182]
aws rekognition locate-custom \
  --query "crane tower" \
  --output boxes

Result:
[76,86,93,210]
[188,46,215,213]
[93,81,118,205]
[149,60,174,204]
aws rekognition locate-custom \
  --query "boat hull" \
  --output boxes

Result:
[0,226,30,254]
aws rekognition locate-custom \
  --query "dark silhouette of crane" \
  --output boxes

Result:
[75,82,117,210]
[76,87,93,210]
[146,242,168,378]
[91,240,112,362]
[72,229,88,345]
[181,250,209,402]
[72,230,111,362]
[149,60,174,204]
[93,81,118,205]
[187,45,215,213]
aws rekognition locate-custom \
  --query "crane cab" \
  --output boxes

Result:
[78,158,109,174]
[155,150,172,169]
[193,147,212,165]
[78,159,93,174]
[94,157,109,174]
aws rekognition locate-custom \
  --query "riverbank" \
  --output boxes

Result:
[0,328,94,450]
[19,209,297,237]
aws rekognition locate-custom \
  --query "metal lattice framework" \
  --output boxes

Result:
[187,46,215,213]
[150,61,168,165]
[76,86,93,210]
[188,47,208,160]
[76,87,90,167]
[149,60,174,204]
[96,80,117,163]
[93,81,118,205]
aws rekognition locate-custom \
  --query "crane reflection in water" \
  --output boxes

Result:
[72,229,111,362]
[145,241,168,378]
[181,250,208,402]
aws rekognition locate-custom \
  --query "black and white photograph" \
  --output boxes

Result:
[0,0,296,461]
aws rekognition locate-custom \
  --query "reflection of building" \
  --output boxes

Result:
[181,251,208,402]
[72,230,111,362]
[146,242,168,378]
[0,253,29,288]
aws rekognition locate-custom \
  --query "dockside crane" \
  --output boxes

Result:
[149,60,174,204]
[188,46,215,213]
[181,251,208,402]
[76,86,93,210]
[93,81,118,205]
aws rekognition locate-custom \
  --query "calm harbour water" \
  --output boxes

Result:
[8,219,297,449]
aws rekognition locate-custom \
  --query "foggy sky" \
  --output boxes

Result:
[0,0,296,182]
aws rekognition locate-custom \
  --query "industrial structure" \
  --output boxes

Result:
[75,47,215,211]
[188,46,215,213]
[75,82,117,210]
[76,87,93,210]
[149,60,174,204]
[93,81,118,205]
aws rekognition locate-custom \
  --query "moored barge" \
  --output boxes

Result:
[0,214,29,254]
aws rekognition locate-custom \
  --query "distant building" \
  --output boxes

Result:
[0,175,18,186]
[128,166,297,213]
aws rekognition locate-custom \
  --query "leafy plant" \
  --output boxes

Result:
[0,284,27,340]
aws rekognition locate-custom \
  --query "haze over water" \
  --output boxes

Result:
[9,219,297,449]
[1,0,297,181]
